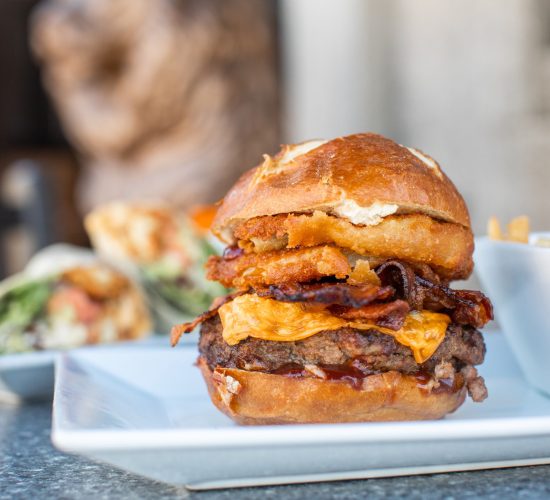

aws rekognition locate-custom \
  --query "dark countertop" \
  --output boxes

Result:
[2,401,550,500]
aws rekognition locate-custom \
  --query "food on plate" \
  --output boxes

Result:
[0,245,150,354]
[172,133,493,424]
[488,215,550,247]
[488,215,530,243]
[188,204,219,234]
[487,216,505,241]
[85,201,227,333]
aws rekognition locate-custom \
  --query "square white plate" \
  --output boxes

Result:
[0,350,57,401]
[0,337,165,402]
[52,333,550,490]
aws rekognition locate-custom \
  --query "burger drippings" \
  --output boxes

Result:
[414,371,463,395]
[271,362,376,390]
[271,361,464,393]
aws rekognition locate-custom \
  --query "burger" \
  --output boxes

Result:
[171,133,493,424]
[85,201,227,334]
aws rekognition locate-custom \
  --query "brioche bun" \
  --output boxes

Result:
[198,357,466,425]
[213,133,470,239]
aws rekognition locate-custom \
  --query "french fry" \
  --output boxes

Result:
[487,216,503,241]
[488,215,531,244]
[507,216,530,244]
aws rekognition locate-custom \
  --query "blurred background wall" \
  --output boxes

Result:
[31,0,280,212]
[1,0,550,274]
[282,0,550,235]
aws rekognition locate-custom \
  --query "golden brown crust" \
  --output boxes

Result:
[213,133,471,241]
[206,245,351,289]
[235,212,474,280]
[198,357,467,424]
[46,272,151,344]
[85,201,184,264]
[104,284,152,341]
[60,265,130,300]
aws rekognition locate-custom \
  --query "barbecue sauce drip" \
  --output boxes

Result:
[318,365,368,390]
[414,371,463,394]
[271,362,462,393]
[271,363,368,390]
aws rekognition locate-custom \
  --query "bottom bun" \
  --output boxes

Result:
[197,357,467,425]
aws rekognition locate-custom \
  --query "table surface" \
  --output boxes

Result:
[2,401,550,499]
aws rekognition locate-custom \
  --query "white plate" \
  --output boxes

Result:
[52,333,550,490]
[0,337,162,402]
[0,350,57,401]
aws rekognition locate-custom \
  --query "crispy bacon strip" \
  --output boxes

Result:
[376,261,421,307]
[170,291,246,346]
[376,261,493,328]
[416,277,493,329]
[329,300,410,331]
[254,282,394,308]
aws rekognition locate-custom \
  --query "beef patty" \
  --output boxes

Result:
[199,315,485,374]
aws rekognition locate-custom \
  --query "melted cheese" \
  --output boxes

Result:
[218,295,450,364]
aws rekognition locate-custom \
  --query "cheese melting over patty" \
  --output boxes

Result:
[218,294,450,364]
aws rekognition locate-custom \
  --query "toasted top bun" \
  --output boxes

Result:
[198,357,466,424]
[213,133,470,243]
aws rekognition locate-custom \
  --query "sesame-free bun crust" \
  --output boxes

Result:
[198,357,466,424]
[213,133,471,240]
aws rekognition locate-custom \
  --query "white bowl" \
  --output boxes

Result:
[474,233,550,397]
